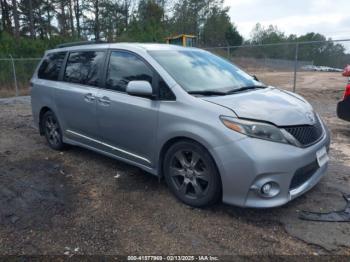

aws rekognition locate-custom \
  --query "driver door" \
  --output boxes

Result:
[96,50,159,167]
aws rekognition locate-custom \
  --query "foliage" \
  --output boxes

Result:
[0,32,78,58]
[238,23,349,67]
[125,0,166,42]
[202,6,242,47]
[0,0,242,57]
[0,0,348,68]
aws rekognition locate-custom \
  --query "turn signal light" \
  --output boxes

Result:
[221,119,244,133]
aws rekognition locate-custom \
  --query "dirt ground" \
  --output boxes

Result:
[0,72,350,256]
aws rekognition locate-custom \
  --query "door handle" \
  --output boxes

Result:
[84,93,96,102]
[98,96,111,106]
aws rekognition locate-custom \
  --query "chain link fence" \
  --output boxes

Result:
[0,57,41,97]
[0,39,349,98]
[205,39,350,95]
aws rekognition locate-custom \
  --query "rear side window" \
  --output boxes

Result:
[64,51,105,87]
[38,52,66,80]
[105,51,153,92]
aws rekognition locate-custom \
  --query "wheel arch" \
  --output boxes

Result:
[158,136,221,181]
[158,136,223,204]
[39,106,53,135]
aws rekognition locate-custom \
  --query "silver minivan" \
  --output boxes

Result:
[31,43,330,208]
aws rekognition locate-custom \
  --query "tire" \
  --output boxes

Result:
[42,111,66,150]
[163,140,222,207]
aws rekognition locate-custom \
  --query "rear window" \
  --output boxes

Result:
[63,51,105,87]
[38,52,66,80]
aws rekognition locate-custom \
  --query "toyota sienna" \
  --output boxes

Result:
[31,43,330,208]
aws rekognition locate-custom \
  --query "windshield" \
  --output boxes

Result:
[149,50,261,93]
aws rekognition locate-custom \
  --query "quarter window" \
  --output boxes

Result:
[64,51,105,86]
[105,51,153,92]
[158,78,175,100]
[38,52,66,80]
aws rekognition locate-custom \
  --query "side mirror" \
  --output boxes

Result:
[252,75,259,81]
[126,81,154,98]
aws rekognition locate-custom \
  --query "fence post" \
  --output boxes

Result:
[9,54,18,97]
[293,43,299,92]
[227,47,230,58]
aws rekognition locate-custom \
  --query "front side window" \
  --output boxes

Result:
[149,50,259,93]
[38,52,66,80]
[105,51,153,92]
[64,51,105,86]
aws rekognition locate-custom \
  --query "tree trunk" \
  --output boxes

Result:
[46,0,52,38]
[94,0,100,40]
[28,0,35,38]
[73,0,81,38]
[68,0,75,36]
[59,0,67,36]
[12,0,20,38]
[1,0,12,34]
[38,7,44,39]
[123,0,130,30]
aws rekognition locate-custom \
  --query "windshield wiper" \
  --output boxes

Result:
[187,90,227,96]
[188,85,267,96]
[225,85,267,95]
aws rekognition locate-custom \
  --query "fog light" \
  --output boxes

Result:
[261,183,272,194]
[250,181,280,198]
[258,181,280,198]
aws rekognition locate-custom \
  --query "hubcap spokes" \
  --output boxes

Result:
[45,116,60,145]
[170,150,209,199]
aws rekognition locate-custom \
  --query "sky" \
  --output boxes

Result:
[225,0,350,41]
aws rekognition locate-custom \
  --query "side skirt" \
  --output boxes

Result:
[62,136,159,177]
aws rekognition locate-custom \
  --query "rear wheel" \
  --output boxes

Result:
[42,111,65,150]
[163,140,221,207]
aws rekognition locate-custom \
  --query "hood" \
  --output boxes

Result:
[202,87,314,126]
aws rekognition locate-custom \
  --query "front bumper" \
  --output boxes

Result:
[337,97,350,122]
[210,123,331,208]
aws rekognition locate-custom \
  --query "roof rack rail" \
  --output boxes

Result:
[56,40,107,48]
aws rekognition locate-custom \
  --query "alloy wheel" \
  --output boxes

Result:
[45,115,61,147]
[169,150,210,199]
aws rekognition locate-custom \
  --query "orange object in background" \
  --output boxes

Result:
[337,65,350,121]
[342,65,350,77]
[341,65,350,100]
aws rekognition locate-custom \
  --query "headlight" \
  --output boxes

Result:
[220,116,289,144]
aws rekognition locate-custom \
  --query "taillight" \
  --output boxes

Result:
[343,84,350,100]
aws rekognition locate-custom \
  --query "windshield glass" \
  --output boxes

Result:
[149,50,261,93]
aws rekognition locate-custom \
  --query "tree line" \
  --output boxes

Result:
[0,0,243,57]
[0,0,348,67]
[244,24,349,68]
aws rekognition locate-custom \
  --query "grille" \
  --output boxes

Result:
[290,160,319,190]
[284,117,323,147]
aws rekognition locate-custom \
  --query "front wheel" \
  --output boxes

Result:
[163,140,222,207]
